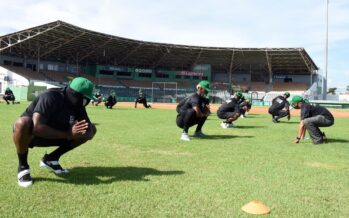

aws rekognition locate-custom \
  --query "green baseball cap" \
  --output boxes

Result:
[235,91,243,98]
[69,77,97,100]
[284,92,290,98]
[197,80,210,92]
[290,95,303,105]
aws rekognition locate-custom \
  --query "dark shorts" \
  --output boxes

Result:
[13,121,71,148]
[28,137,71,148]
[217,111,237,120]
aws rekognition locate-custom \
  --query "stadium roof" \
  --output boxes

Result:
[0,20,318,74]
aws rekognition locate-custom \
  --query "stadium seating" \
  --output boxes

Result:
[1,65,47,81]
[272,82,308,91]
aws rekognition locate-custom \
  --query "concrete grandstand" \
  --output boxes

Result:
[0,20,320,103]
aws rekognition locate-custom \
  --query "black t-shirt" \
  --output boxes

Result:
[107,96,117,103]
[300,103,334,121]
[176,93,209,113]
[22,87,90,131]
[217,98,240,114]
[5,90,13,96]
[269,96,289,112]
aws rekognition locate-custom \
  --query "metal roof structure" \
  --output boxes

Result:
[0,20,318,76]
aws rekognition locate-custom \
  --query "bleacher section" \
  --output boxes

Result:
[272,82,308,91]
[1,65,47,81]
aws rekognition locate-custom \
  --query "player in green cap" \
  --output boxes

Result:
[3,87,16,104]
[12,77,97,187]
[105,91,117,109]
[217,91,245,128]
[135,89,151,108]
[176,80,210,141]
[291,95,334,144]
[268,92,291,123]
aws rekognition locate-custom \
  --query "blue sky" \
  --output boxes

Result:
[1,0,348,91]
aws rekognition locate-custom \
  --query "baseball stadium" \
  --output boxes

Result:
[1,21,349,217]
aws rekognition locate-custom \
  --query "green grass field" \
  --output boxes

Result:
[0,102,348,217]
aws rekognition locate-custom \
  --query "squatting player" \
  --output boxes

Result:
[135,90,151,108]
[176,81,210,141]
[217,92,244,128]
[13,77,97,187]
[291,95,334,144]
[268,92,291,123]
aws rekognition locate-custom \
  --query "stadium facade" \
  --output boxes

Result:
[0,20,321,102]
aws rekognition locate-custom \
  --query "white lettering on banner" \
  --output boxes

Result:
[178,71,204,77]
[135,68,152,73]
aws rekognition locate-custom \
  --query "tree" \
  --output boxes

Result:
[327,87,337,95]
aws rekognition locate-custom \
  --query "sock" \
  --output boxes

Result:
[46,146,73,161]
[183,127,189,134]
[17,152,29,171]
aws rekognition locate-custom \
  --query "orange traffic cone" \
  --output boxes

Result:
[241,200,271,215]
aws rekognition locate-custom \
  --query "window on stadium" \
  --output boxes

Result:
[139,73,152,78]
[155,73,169,78]
[202,76,208,80]
[117,71,131,76]
[48,64,58,71]
[184,75,191,79]
[13,62,23,67]
[175,75,182,79]
[4,60,12,65]
[193,76,200,80]
[99,70,114,75]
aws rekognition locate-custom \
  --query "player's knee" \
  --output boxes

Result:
[14,117,33,133]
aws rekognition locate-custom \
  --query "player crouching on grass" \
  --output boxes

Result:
[268,92,291,123]
[217,92,245,128]
[176,80,210,141]
[291,95,334,145]
[13,77,97,187]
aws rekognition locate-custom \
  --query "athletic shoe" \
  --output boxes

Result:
[322,132,328,143]
[194,131,206,137]
[180,133,190,141]
[228,123,235,128]
[40,154,69,174]
[221,122,229,129]
[18,169,33,188]
[272,118,279,123]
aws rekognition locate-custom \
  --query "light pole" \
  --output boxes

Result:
[323,0,329,100]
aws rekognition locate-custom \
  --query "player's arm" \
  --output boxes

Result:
[32,113,88,140]
[193,106,205,118]
[294,120,305,143]
[77,109,96,140]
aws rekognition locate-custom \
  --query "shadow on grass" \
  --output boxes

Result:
[35,166,184,185]
[198,135,254,140]
[278,121,299,124]
[234,125,266,129]
[327,138,349,144]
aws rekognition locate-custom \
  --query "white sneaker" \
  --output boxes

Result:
[18,169,33,188]
[221,122,229,129]
[180,133,190,141]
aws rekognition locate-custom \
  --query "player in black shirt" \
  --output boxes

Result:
[135,90,151,108]
[291,95,334,144]
[217,92,244,128]
[268,92,291,123]
[105,92,117,109]
[12,77,97,187]
[176,81,210,141]
[3,87,15,104]
[92,93,103,106]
